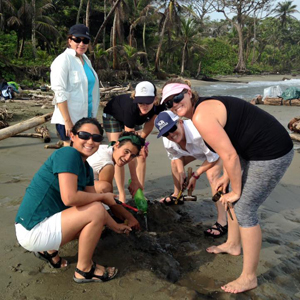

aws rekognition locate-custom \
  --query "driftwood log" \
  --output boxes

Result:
[13,133,43,138]
[35,125,51,143]
[263,97,300,106]
[44,141,64,149]
[0,112,53,141]
[99,83,132,106]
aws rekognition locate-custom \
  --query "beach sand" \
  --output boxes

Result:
[1,75,300,299]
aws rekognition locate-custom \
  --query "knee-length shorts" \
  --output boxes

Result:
[234,149,294,228]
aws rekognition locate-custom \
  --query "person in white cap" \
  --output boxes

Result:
[155,110,227,238]
[102,81,166,203]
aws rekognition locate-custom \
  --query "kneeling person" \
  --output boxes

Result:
[155,111,227,237]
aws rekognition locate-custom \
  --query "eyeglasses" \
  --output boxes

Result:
[162,124,178,137]
[165,90,187,109]
[70,37,90,44]
[76,131,103,142]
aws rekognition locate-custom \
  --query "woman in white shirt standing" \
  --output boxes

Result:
[50,24,100,146]
[155,111,227,237]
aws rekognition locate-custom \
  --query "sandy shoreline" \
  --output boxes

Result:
[1,75,300,299]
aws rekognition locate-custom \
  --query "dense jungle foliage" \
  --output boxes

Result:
[0,0,299,86]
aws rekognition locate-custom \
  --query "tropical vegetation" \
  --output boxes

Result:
[0,0,299,85]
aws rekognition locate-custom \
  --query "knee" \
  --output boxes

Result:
[95,180,113,193]
[87,202,107,221]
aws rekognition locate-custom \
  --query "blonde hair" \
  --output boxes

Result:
[162,77,199,106]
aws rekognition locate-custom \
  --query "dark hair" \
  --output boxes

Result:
[70,118,103,146]
[117,131,145,154]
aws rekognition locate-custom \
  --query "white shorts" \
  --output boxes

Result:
[15,212,62,252]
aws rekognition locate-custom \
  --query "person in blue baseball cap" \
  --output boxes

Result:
[155,111,227,238]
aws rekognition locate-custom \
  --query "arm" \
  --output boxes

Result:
[187,159,217,191]
[59,173,117,207]
[109,204,140,230]
[192,101,241,203]
[140,115,155,139]
[57,102,73,137]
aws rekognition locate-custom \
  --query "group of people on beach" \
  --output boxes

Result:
[15,24,294,294]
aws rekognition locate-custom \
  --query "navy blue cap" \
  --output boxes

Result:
[69,24,91,40]
[155,111,179,138]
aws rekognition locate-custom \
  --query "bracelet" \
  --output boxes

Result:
[192,172,200,180]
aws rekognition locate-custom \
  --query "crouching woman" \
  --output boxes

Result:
[15,117,131,283]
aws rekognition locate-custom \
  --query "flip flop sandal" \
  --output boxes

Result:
[73,262,118,283]
[34,251,68,269]
[204,222,228,238]
[161,193,184,205]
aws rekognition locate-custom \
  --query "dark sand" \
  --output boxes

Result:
[1,75,300,299]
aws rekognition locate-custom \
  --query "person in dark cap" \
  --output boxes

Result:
[50,24,100,146]
[102,81,166,203]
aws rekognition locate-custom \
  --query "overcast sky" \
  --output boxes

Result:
[208,1,300,21]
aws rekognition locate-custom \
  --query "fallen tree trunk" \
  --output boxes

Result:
[35,125,51,143]
[12,133,43,138]
[290,133,300,142]
[0,113,53,141]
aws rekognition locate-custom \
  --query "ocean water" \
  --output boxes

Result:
[194,78,300,101]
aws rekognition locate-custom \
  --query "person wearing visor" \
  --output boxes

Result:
[51,24,100,146]
[155,111,227,237]
[87,131,147,230]
[102,81,166,203]
[15,118,131,283]
[160,78,293,294]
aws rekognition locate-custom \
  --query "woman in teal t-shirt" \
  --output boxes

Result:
[15,118,132,283]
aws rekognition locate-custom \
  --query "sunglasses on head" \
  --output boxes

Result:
[162,124,178,137]
[165,90,187,109]
[70,37,90,44]
[76,131,103,142]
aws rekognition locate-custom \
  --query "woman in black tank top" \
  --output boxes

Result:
[160,78,293,294]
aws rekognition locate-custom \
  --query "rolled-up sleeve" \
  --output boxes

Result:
[50,56,70,104]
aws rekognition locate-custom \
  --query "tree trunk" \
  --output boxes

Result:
[18,37,25,58]
[180,42,187,75]
[31,0,37,59]
[155,11,169,73]
[86,0,90,28]
[112,13,119,69]
[143,10,150,69]
[76,0,84,24]
[93,0,122,48]
[0,113,53,141]
[233,23,246,73]
[103,0,107,49]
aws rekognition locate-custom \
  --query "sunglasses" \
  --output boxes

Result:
[162,124,177,137]
[70,37,90,44]
[165,90,187,109]
[76,131,103,142]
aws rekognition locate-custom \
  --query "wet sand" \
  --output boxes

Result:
[1,75,300,299]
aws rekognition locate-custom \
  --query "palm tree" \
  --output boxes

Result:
[154,0,185,73]
[273,1,299,29]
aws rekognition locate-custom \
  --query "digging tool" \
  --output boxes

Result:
[184,167,197,201]
[114,198,139,212]
[212,190,234,221]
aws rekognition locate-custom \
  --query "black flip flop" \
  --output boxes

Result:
[204,222,228,238]
[161,193,184,205]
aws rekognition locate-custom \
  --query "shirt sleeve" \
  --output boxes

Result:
[50,53,70,104]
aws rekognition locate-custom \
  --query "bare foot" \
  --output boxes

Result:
[221,275,257,293]
[206,242,241,255]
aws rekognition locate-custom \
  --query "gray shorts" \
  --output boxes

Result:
[234,149,294,227]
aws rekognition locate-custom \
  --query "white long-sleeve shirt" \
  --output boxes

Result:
[163,119,219,162]
[50,48,100,125]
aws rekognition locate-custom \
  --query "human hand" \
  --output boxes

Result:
[219,191,240,211]
[102,192,118,207]
[139,144,149,159]
[215,175,230,194]
[64,120,74,137]
[114,223,132,236]
[187,177,196,191]
[126,217,141,231]
[128,179,143,196]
